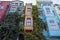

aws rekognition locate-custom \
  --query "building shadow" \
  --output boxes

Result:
[19,34,24,40]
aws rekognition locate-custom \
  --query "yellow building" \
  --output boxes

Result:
[54,4,60,19]
[24,3,33,31]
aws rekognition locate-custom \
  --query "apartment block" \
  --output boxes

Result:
[24,3,33,31]
[0,1,10,24]
[9,1,24,15]
[37,0,60,40]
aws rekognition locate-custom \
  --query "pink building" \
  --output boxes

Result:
[0,1,10,24]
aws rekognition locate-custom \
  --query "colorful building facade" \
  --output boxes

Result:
[24,3,33,31]
[37,0,60,40]
[0,1,10,24]
[9,1,24,15]
[54,4,60,27]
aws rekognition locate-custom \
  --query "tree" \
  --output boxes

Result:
[0,13,19,40]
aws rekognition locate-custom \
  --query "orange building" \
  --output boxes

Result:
[24,3,33,31]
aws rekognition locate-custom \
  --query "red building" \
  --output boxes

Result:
[0,1,10,24]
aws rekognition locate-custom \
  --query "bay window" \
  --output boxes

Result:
[26,18,31,26]
[27,8,31,12]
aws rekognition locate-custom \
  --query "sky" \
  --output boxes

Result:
[21,0,60,5]
[0,0,60,5]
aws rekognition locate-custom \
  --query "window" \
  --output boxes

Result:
[40,13,43,16]
[12,7,16,8]
[27,8,31,12]
[18,9,21,11]
[40,11,43,13]
[11,8,15,11]
[0,5,4,9]
[41,4,43,6]
[27,8,31,9]
[15,3,18,4]
[19,3,22,6]
[10,7,16,12]
[49,20,55,23]
[45,4,51,6]
[15,3,18,5]
[46,8,50,10]
[46,8,51,13]
[51,25,56,26]
[51,26,58,30]
[26,18,31,26]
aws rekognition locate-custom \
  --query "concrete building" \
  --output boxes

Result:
[37,0,60,40]
[9,0,24,15]
[24,3,33,31]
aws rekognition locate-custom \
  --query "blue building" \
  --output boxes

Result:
[37,0,60,40]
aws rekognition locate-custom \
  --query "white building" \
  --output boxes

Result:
[9,1,24,15]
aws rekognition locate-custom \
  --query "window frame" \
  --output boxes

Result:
[46,8,51,13]
[26,18,31,26]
